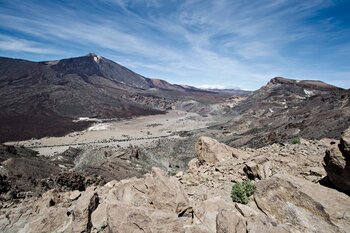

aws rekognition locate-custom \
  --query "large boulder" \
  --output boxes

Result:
[324,128,350,193]
[195,136,250,164]
[254,174,350,233]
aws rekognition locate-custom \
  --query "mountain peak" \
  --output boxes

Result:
[86,52,98,57]
[268,77,342,91]
[86,53,102,63]
[269,77,295,85]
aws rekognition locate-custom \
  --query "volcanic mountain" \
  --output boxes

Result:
[216,77,350,147]
[0,53,228,142]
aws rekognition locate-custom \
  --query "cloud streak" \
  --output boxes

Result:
[0,0,349,89]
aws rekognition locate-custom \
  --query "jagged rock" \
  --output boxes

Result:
[146,167,190,214]
[195,136,250,164]
[68,188,99,232]
[216,209,246,233]
[235,203,258,217]
[339,128,350,156]
[254,174,350,233]
[324,128,350,193]
[0,167,193,233]
[194,197,241,232]
[188,158,200,171]
[244,160,271,180]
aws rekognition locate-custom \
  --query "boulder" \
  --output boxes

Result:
[195,136,250,164]
[188,158,200,172]
[145,167,190,214]
[235,203,258,217]
[339,127,350,157]
[244,159,271,180]
[324,128,350,193]
[254,174,350,233]
[246,215,290,233]
[216,209,246,233]
[194,197,244,232]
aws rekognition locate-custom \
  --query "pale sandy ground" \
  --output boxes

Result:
[6,110,216,156]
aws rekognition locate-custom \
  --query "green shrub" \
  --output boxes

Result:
[291,137,301,144]
[231,180,255,204]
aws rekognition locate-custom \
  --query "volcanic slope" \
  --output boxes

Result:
[0,53,229,142]
[215,77,350,148]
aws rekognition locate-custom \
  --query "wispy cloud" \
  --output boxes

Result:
[0,35,60,54]
[0,0,349,89]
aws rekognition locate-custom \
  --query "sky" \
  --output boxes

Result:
[0,0,350,90]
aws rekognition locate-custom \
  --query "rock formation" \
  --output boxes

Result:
[195,136,250,163]
[324,128,350,193]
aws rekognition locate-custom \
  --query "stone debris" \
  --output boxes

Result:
[1,132,350,232]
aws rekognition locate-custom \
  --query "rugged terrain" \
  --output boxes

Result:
[1,129,349,232]
[0,54,233,142]
[1,53,350,232]
[213,77,350,148]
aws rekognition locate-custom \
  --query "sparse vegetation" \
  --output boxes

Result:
[231,180,255,204]
[292,137,301,144]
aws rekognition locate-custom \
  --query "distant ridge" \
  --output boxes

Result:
[218,76,350,148]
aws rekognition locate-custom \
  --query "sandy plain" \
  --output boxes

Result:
[6,110,215,156]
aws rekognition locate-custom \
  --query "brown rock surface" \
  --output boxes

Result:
[254,174,350,233]
[195,136,250,164]
[324,128,350,193]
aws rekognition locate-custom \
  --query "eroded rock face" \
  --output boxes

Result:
[254,174,350,233]
[195,136,250,164]
[324,128,350,193]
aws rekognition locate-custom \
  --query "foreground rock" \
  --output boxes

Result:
[0,167,192,233]
[1,136,350,232]
[195,136,250,163]
[255,174,350,233]
[324,128,350,193]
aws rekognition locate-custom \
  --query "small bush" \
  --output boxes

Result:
[231,180,255,204]
[291,137,301,144]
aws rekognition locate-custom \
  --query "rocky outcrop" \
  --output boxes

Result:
[195,136,250,163]
[0,167,193,233]
[324,128,350,193]
[243,157,271,180]
[254,174,350,233]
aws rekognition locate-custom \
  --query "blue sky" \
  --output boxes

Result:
[0,0,349,90]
